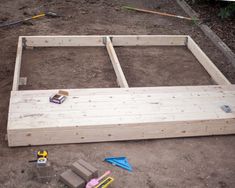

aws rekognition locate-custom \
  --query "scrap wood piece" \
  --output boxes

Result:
[123,6,197,21]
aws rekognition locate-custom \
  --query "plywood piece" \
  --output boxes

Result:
[7,86,235,146]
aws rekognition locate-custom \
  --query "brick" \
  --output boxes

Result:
[60,169,85,188]
[71,162,93,182]
[77,159,98,178]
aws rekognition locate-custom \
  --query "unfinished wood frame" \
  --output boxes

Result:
[8,35,234,147]
[12,35,230,91]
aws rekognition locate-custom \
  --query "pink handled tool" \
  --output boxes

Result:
[86,170,111,188]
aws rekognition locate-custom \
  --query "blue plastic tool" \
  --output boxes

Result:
[104,157,132,172]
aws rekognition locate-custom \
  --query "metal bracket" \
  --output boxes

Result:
[19,77,27,86]
[185,36,188,46]
[103,36,113,45]
[103,36,107,45]
[22,37,27,48]
[221,105,232,113]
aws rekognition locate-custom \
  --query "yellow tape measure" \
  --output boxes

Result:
[37,150,48,158]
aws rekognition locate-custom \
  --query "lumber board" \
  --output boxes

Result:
[23,36,105,47]
[111,35,187,46]
[7,86,235,146]
[8,118,235,147]
[10,85,235,96]
[105,37,129,87]
[187,36,231,85]
[12,37,23,91]
[23,35,187,47]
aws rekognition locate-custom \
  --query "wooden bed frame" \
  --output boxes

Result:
[8,35,235,146]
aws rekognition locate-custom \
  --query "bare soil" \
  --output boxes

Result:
[20,47,118,89]
[185,0,235,53]
[0,0,235,188]
[116,46,213,87]
[20,46,214,90]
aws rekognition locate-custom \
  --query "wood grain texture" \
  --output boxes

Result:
[12,37,23,91]
[187,36,231,85]
[7,86,235,146]
[105,37,129,87]
[23,35,187,47]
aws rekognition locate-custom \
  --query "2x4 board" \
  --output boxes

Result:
[8,35,235,147]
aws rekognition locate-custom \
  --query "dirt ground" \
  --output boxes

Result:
[185,0,235,53]
[0,0,235,187]
[20,46,213,90]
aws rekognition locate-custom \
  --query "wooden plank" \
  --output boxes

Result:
[8,87,235,115]
[24,36,105,47]
[187,36,231,85]
[8,97,235,116]
[7,86,235,146]
[9,93,235,109]
[23,35,187,47]
[12,37,23,91]
[111,35,187,46]
[8,110,235,130]
[8,118,235,146]
[105,37,129,87]
[10,85,235,96]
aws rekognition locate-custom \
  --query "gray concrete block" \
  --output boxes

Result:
[60,169,85,188]
[71,162,93,182]
[78,159,98,178]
